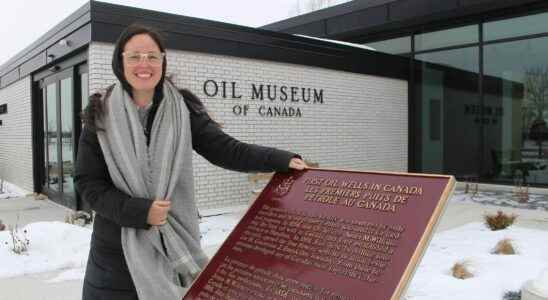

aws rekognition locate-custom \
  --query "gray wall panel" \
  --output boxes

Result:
[0,76,33,192]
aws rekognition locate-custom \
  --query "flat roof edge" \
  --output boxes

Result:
[0,2,91,76]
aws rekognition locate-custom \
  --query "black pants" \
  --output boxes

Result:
[82,247,138,300]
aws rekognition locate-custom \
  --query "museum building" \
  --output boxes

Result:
[264,0,548,188]
[0,1,409,209]
[3,0,547,210]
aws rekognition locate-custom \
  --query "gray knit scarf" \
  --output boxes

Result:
[96,81,208,299]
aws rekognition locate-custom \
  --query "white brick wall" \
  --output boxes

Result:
[0,76,33,192]
[89,42,408,209]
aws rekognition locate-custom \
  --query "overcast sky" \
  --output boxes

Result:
[0,0,348,66]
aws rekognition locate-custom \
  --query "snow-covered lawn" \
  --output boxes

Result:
[0,180,28,199]
[0,210,243,277]
[1,181,547,298]
[0,222,91,279]
[1,217,547,298]
[404,222,548,299]
[0,216,236,282]
[199,212,241,257]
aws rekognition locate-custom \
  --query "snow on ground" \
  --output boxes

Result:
[0,180,29,199]
[404,222,548,299]
[0,214,239,281]
[293,34,376,51]
[531,269,548,296]
[1,215,547,299]
[199,212,240,257]
[0,222,91,279]
[1,182,547,298]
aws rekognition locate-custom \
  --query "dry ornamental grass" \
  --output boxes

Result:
[451,261,474,280]
[492,238,516,255]
[484,210,517,231]
[5,225,30,254]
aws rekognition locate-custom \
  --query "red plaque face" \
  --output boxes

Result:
[184,169,455,300]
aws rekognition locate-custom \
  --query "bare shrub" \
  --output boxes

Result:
[2,215,30,254]
[65,211,93,226]
[451,261,474,279]
[6,225,30,255]
[503,290,521,300]
[484,210,517,231]
[492,238,516,255]
[513,184,529,203]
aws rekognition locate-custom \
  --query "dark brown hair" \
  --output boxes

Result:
[81,23,167,131]
[166,74,220,128]
[177,87,221,128]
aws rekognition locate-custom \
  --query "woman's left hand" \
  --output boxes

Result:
[289,158,308,170]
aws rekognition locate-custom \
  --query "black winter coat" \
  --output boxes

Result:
[75,94,296,299]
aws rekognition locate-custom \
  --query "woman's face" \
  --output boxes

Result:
[122,34,163,94]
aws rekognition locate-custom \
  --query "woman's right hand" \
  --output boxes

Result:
[147,199,171,226]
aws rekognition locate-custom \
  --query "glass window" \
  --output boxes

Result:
[484,36,548,185]
[80,72,89,130]
[414,25,478,52]
[81,73,89,110]
[60,77,74,198]
[416,47,479,74]
[46,83,59,192]
[485,12,548,42]
[414,47,480,177]
[364,36,411,54]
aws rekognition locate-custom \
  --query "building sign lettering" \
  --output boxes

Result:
[203,80,325,118]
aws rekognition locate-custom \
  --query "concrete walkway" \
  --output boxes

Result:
[0,270,83,300]
[0,195,72,226]
[0,190,547,300]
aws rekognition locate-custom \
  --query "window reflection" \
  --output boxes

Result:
[415,47,480,177]
[81,73,89,113]
[416,47,479,74]
[415,25,478,52]
[484,36,548,185]
[485,12,548,42]
[46,83,59,191]
[60,77,74,198]
[364,36,411,55]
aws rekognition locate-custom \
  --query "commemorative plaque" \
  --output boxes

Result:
[183,168,455,300]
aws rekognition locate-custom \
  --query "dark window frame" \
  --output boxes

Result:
[0,104,7,115]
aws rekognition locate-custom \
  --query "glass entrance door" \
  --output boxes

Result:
[44,82,60,194]
[41,69,76,208]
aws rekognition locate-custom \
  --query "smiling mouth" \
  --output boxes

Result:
[135,73,152,78]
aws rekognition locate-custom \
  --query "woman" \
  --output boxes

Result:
[75,24,306,300]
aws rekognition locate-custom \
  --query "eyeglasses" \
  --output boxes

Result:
[122,51,165,66]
